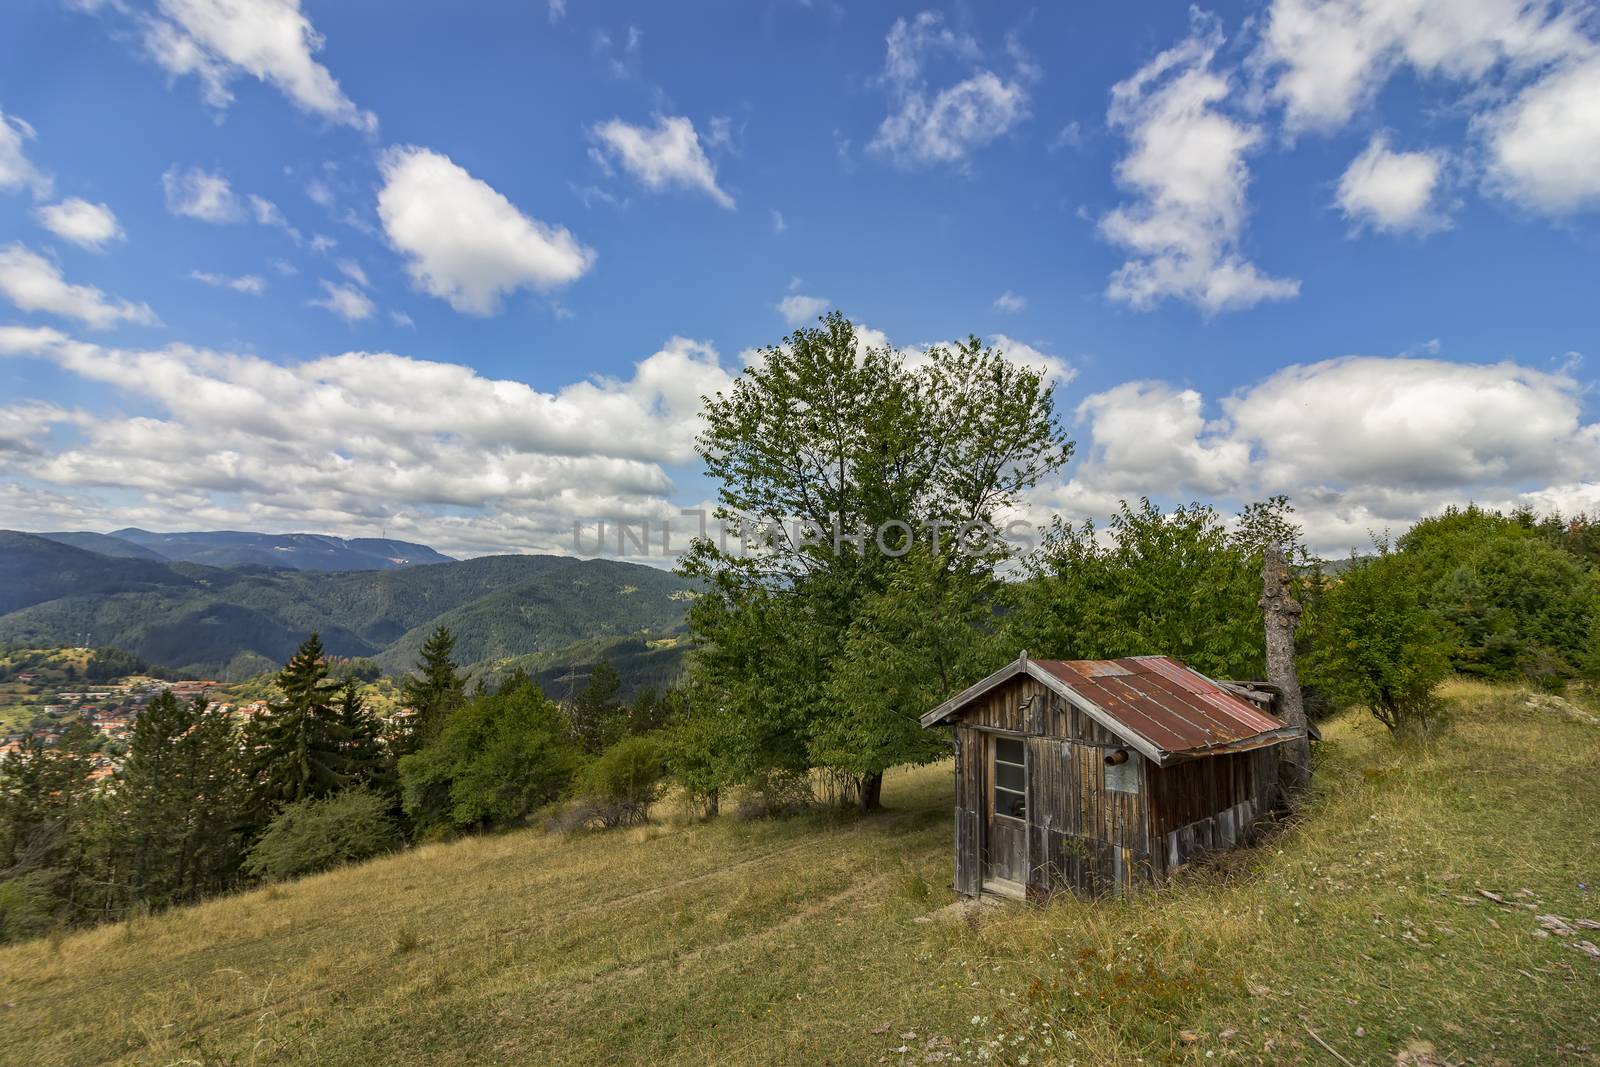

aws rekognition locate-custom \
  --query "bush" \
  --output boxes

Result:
[1304,546,1451,738]
[242,789,400,882]
[572,736,667,829]
[398,675,582,834]
[0,872,56,944]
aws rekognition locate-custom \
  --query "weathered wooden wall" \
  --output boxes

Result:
[946,674,1284,899]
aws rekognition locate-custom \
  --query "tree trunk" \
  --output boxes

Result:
[1260,545,1311,799]
[704,787,719,819]
[859,772,883,813]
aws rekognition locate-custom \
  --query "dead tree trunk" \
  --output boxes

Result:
[1261,544,1311,799]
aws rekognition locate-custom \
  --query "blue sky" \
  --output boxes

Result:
[1,0,1597,558]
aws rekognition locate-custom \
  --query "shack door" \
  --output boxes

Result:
[984,734,1028,887]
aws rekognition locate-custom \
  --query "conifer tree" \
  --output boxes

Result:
[337,680,394,797]
[246,634,350,815]
[568,657,624,753]
[399,626,463,751]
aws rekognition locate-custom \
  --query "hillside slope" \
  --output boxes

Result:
[3,683,1595,1066]
[108,528,455,570]
[0,538,693,679]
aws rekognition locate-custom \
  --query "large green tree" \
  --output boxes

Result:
[398,625,464,752]
[115,690,243,910]
[246,633,351,814]
[678,313,1070,809]
[1007,497,1309,680]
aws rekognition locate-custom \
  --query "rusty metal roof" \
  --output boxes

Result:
[920,653,1296,764]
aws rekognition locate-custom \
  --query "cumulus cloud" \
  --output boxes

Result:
[309,279,374,322]
[1048,351,1600,554]
[1254,0,1600,216]
[1480,53,1600,214]
[127,0,377,132]
[36,198,124,251]
[162,165,243,222]
[377,146,596,316]
[1254,0,1589,135]
[776,293,828,326]
[0,244,159,329]
[1100,18,1298,314]
[0,110,52,198]
[0,327,735,557]
[992,290,1026,312]
[868,11,1032,168]
[589,115,735,208]
[1336,134,1448,233]
[989,334,1075,388]
[189,269,265,294]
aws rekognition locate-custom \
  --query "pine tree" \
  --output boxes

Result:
[337,681,394,797]
[568,657,624,753]
[118,691,243,909]
[398,626,463,752]
[246,634,350,816]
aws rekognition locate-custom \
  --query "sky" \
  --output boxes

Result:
[0,0,1597,561]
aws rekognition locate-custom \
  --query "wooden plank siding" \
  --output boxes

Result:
[945,673,1286,899]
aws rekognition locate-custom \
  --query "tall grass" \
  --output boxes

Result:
[1,680,1595,1065]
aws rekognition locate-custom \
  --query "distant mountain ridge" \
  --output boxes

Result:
[35,528,454,572]
[0,531,693,683]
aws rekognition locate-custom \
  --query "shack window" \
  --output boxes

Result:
[992,736,1025,820]
[1103,749,1139,793]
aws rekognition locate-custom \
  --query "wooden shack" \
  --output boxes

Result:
[920,652,1299,899]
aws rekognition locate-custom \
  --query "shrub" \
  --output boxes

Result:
[1304,546,1451,738]
[0,872,56,944]
[242,789,400,882]
[399,675,582,834]
[735,768,815,819]
[572,736,667,829]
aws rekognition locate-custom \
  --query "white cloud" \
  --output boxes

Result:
[770,209,787,233]
[0,327,736,557]
[1255,0,1590,135]
[336,258,370,288]
[1100,18,1299,314]
[133,0,377,132]
[0,244,159,329]
[36,198,124,251]
[989,334,1075,387]
[992,290,1026,312]
[1481,53,1600,214]
[162,165,243,222]
[0,110,52,198]
[377,145,596,316]
[1048,351,1600,554]
[1336,134,1448,233]
[309,279,374,322]
[189,269,265,294]
[776,294,829,326]
[389,310,414,328]
[589,115,736,208]
[869,11,1031,168]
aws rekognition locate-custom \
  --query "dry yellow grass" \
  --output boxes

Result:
[2,680,1596,1065]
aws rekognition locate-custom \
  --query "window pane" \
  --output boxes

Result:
[995,761,1024,792]
[995,787,1026,819]
[1104,758,1139,793]
[995,736,1024,766]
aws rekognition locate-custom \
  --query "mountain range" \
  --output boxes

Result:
[35,529,454,571]
[0,530,693,684]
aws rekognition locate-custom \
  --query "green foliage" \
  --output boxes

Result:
[245,634,351,811]
[116,691,244,909]
[1007,497,1308,679]
[398,625,463,751]
[398,675,582,833]
[1398,506,1600,689]
[566,657,624,753]
[678,313,1070,806]
[1303,546,1451,736]
[241,789,400,882]
[85,647,146,681]
[0,870,55,943]
[572,735,667,828]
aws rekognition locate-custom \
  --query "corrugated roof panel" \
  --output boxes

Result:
[1028,655,1290,758]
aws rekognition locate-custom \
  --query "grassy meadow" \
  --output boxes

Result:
[1,680,1596,1065]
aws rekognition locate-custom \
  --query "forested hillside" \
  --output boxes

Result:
[36,529,453,571]
[0,533,693,679]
